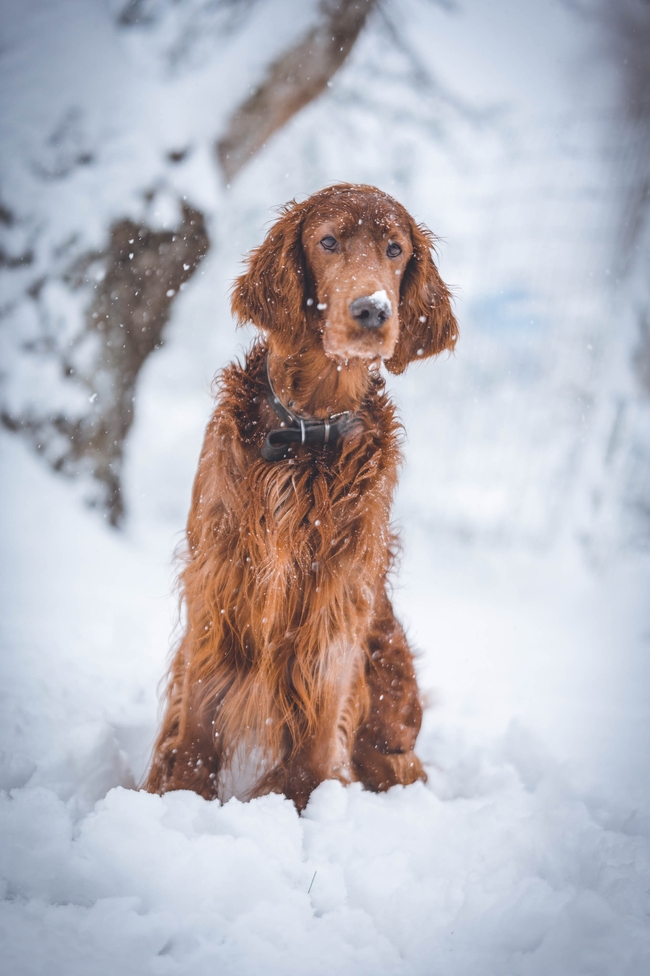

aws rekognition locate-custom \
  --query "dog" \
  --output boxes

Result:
[144,183,457,811]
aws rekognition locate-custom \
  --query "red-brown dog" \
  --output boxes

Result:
[145,183,457,810]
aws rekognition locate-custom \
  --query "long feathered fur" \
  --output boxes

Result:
[145,184,457,810]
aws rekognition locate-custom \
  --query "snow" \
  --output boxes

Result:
[2,773,650,976]
[2,0,650,973]
[368,289,392,317]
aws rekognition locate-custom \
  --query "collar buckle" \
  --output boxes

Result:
[262,357,353,462]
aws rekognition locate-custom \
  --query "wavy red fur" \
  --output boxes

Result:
[144,184,457,810]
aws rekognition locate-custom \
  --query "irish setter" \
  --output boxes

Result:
[145,183,457,811]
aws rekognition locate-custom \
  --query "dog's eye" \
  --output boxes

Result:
[320,235,338,251]
[386,242,402,258]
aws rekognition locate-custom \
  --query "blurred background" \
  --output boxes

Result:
[1,0,650,809]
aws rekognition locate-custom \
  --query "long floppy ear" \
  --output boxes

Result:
[385,221,458,375]
[231,202,307,346]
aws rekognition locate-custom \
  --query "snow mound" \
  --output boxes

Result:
[1,754,649,976]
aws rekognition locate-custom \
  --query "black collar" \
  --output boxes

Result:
[261,357,354,462]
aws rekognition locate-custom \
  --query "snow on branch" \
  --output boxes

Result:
[217,0,377,182]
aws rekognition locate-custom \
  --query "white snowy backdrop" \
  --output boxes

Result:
[1,1,650,973]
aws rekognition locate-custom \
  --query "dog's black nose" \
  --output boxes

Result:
[349,292,392,329]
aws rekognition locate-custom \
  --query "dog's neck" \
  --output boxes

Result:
[267,343,377,419]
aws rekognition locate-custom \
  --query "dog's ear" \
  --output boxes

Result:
[231,203,307,345]
[385,221,458,375]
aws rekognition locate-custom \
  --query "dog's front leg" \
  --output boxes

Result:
[144,651,222,799]
[352,590,427,792]
[276,642,368,811]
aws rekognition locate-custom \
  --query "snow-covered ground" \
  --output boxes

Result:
[2,0,650,973]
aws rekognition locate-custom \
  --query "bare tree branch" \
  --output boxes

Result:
[217,0,377,182]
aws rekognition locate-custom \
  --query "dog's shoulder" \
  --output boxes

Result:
[208,342,267,444]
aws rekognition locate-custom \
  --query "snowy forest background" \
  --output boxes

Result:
[1,1,650,973]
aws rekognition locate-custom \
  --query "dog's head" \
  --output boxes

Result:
[232,183,457,374]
